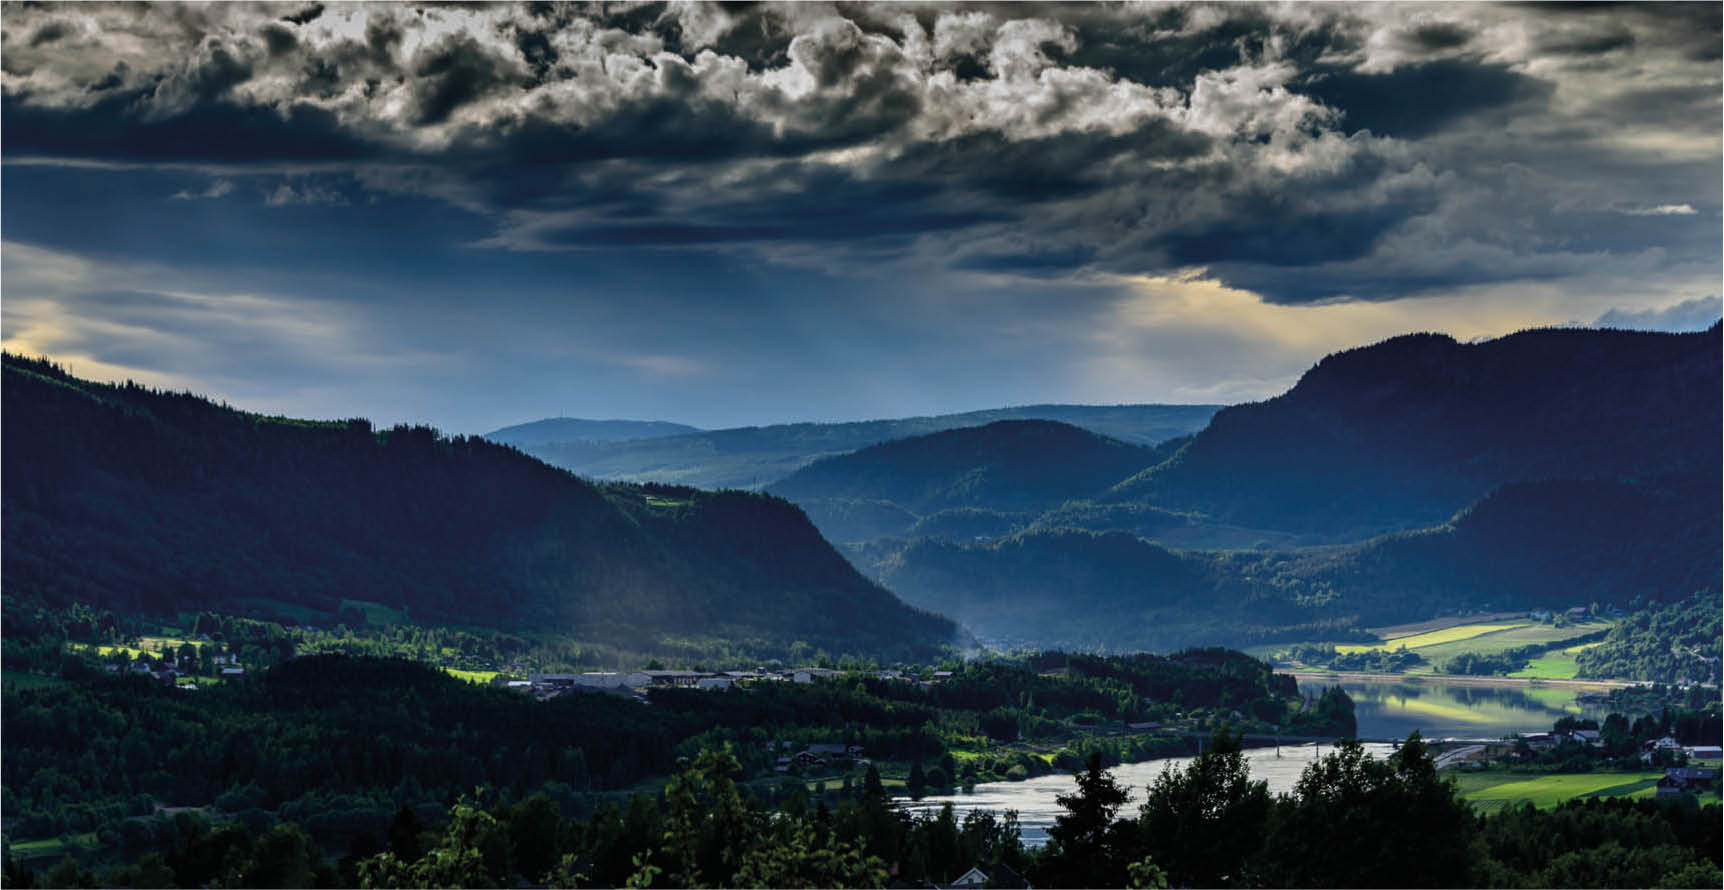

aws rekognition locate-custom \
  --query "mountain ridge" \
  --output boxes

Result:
[767,420,1162,542]
[1,354,956,661]
[503,403,1221,489]
[1105,324,1721,539]
[485,417,704,446]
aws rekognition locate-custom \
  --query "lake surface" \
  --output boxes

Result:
[1316,678,1614,740]
[903,742,1398,846]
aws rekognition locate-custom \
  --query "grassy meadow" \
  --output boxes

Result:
[1453,770,1663,810]
[1297,618,1617,676]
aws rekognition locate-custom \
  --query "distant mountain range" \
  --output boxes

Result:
[767,420,1178,543]
[1,354,955,662]
[486,417,703,446]
[491,404,1220,490]
[845,325,1723,649]
[6,322,1713,658]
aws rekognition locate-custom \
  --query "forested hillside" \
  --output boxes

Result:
[1576,593,1723,684]
[1106,325,1721,540]
[1236,474,1721,624]
[768,421,1162,543]
[877,531,1211,650]
[0,355,953,661]
[878,473,1720,650]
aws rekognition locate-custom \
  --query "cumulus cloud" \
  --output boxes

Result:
[1620,203,1699,216]
[264,180,346,206]
[171,178,234,200]
[1,1,1717,307]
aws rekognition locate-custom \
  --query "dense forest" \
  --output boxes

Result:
[0,627,1351,879]
[1576,594,1723,684]
[2,597,1354,875]
[8,725,1717,889]
[0,354,953,663]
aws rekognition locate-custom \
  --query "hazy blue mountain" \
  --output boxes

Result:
[877,529,1222,651]
[485,417,703,445]
[1106,324,1722,540]
[513,404,1221,490]
[1246,473,1722,625]
[867,325,1720,650]
[878,472,1719,651]
[767,420,1159,542]
[1,354,955,662]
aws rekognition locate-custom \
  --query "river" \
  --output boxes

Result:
[899,676,1616,843]
[902,742,1398,845]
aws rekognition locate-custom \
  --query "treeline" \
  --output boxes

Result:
[1498,709,1723,772]
[1278,642,1426,672]
[1576,593,1722,684]
[1,647,1347,854]
[5,749,1028,889]
[1038,733,1721,889]
[12,734,1719,889]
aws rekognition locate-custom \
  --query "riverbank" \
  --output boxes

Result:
[1287,670,1641,691]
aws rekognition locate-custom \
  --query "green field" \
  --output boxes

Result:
[1336,622,1528,654]
[1509,641,1605,680]
[1328,620,1612,675]
[9,832,101,862]
[441,668,500,685]
[1454,770,1662,809]
[1414,622,1611,664]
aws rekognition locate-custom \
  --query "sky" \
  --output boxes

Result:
[2,1,1720,433]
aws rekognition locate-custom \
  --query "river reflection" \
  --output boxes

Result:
[1318,679,1613,740]
[902,742,1397,846]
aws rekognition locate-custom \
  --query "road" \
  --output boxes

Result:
[1433,744,1489,770]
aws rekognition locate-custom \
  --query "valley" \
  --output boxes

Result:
[2,326,1717,889]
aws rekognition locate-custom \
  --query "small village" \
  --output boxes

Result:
[517,666,952,700]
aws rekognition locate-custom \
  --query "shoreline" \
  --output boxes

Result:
[1285,670,1642,691]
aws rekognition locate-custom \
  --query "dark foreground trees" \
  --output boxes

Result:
[1029,729,1718,890]
[5,722,1719,888]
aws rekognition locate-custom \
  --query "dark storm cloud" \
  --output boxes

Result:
[28,21,72,47]
[1297,60,1552,140]
[2,1,1719,305]
[1,92,376,161]
[282,5,326,27]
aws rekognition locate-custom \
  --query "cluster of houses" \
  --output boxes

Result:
[515,666,953,701]
[774,742,867,772]
[1656,766,1718,796]
[105,642,244,689]
[1517,728,1602,750]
